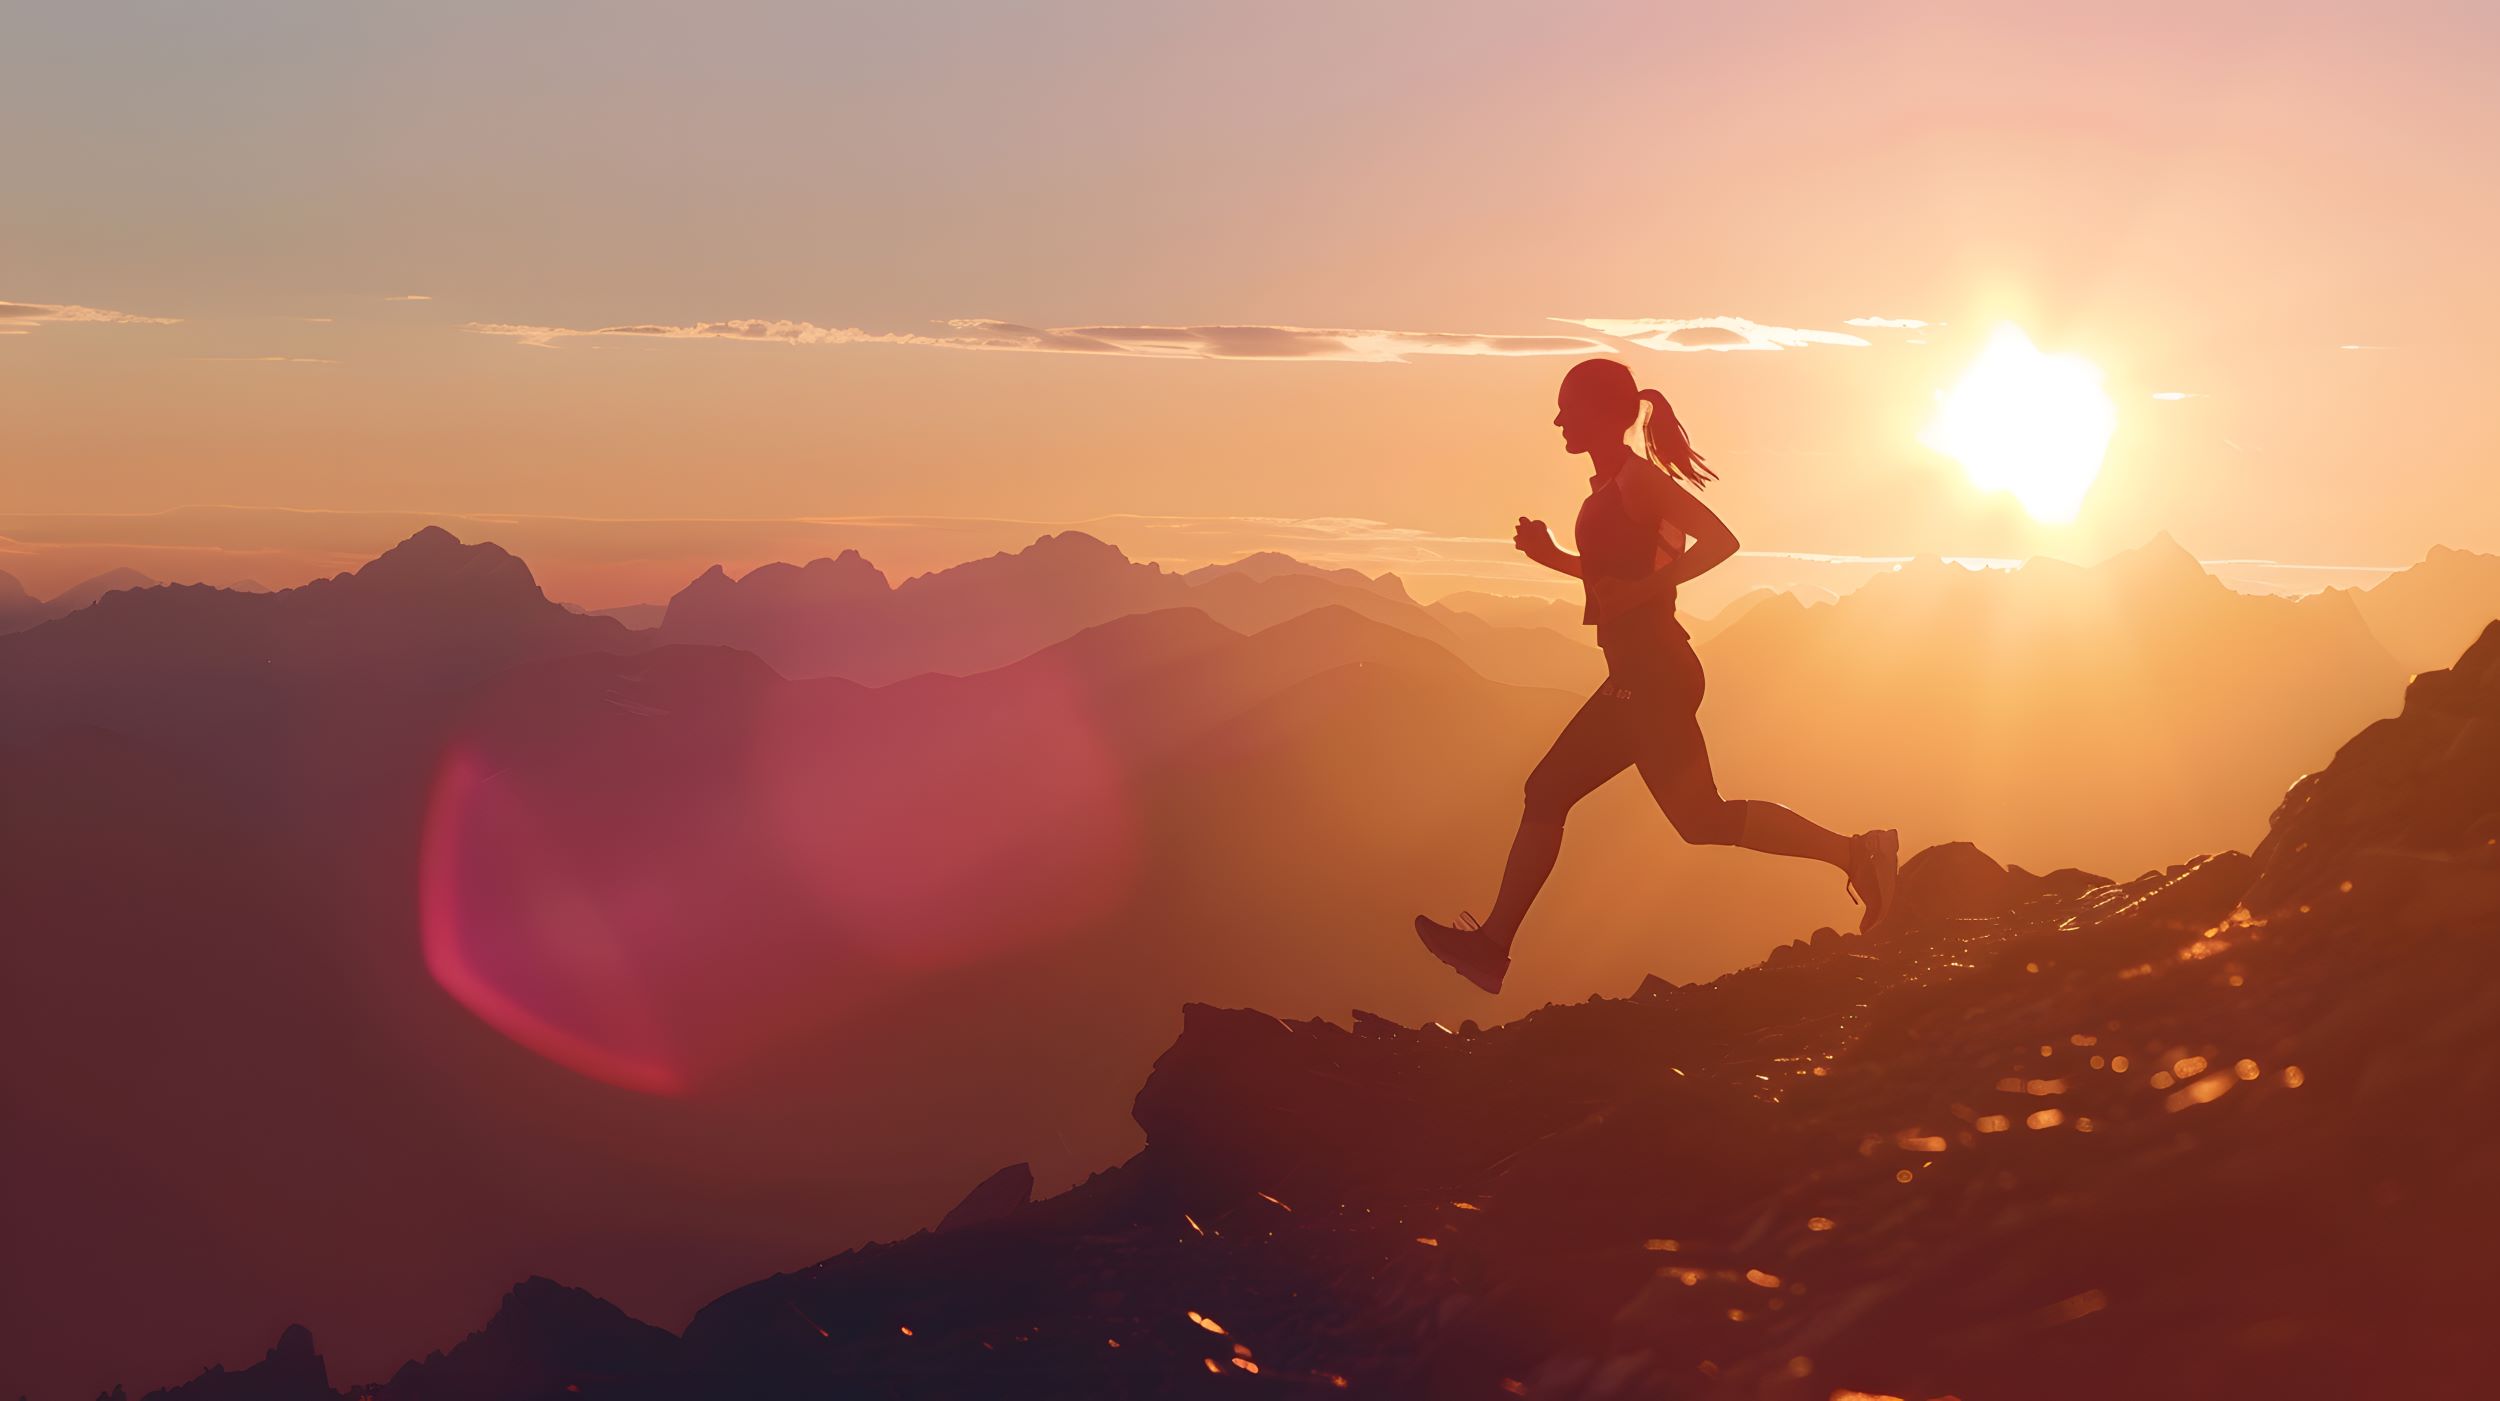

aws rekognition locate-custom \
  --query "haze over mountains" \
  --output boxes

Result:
[0,565,160,635]
[93,617,2500,1401]
[6,525,2500,1399]
[1698,534,2411,872]
[656,529,1604,690]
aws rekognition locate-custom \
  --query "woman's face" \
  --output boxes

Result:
[1553,383,1629,457]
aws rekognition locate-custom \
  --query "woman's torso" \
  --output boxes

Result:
[1575,469,1689,660]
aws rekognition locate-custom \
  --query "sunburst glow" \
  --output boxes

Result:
[1921,324,2117,524]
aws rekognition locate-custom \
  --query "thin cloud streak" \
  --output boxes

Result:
[190,356,341,365]
[0,299,182,334]
[1560,316,1872,352]
[462,317,1607,363]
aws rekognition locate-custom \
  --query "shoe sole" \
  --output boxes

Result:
[1414,918,1508,994]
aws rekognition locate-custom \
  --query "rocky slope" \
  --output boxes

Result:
[121,622,2500,1399]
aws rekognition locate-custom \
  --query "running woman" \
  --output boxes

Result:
[1415,358,1899,994]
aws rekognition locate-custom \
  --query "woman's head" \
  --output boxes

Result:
[1553,357,1715,487]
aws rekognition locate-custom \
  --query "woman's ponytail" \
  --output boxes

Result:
[1638,387,1716,488]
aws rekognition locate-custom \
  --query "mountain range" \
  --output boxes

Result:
[103,618,2500,1400]
[655,530,1604,691]
[1690,533,2412,872]
[9,526,2500,1399]
[0,565,158,634]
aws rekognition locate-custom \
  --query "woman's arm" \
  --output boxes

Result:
[1514,516,1584,578]
[1661,490,1738,585]
[1589,468,1739,616]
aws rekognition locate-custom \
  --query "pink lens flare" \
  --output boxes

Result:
[418,652,1145,1093]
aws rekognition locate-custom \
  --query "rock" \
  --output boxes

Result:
[1350,1007,1408,1037]
[935,1163,1034,1233]
[1891,841,2017,923]
[369,1278,677,1401]
[139,1324,333,1401]
[2249,620,2500,910]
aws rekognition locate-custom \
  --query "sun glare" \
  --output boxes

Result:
[1921,323,2116,524]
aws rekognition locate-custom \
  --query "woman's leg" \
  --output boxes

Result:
[1625,646,1896,928]
[1727,798,1853,871]
[1481,686,1637,952]
[1635,699,1853,872]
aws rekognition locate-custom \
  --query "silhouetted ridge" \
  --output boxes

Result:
[2248,618,2500,910]
[2086,530,2215,592]
[50,566,160,611]
[0,527,642,804]
[667,550,890,616]
[347,527,544,601]
[0,568,45,633]
[657,532,1594,688]
[368,1277,677,1401]
[138,1323,331,1401]
[1185,551,1415,603]
[935,1163,1035,1234]
[894,530,1157,603]
[119,629,2500,1399]
[2343,542,2500,672]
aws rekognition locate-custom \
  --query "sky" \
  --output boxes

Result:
[6,1,2498,607]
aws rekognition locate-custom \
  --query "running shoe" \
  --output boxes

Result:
[1413,912,1509,994]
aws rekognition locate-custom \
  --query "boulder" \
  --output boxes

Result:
[934,1163,1035,1234]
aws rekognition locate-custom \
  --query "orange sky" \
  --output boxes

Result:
[6,3,2497,607]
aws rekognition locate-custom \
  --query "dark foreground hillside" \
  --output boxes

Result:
[124,623,2500,1400]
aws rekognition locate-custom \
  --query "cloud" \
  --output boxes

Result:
[945,321,1606,362]
[1845,316,1935,329]
[0,300,182,335]
[1558,316,1871,352]
[464,319,942,351]
[462,316,1607,363]
[384,294,433,302]
[2149,390,2200,401]
[190,356,340,365]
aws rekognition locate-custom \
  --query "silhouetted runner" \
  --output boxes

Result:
[1416,358,1899,993]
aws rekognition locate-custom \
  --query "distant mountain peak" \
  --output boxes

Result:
[357,527,537,587]
[1014,530,1137,568]
[138,1320,330,1401]
[352,527,546,600]
[2096,530,2211,585]
[664,552,890,626]
[270,1323,317,1360]
[1185,549,1413,603]
[48,566,160,611]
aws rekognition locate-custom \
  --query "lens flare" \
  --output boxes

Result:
[417,654,1143,1094]
[1921,323,2116,524]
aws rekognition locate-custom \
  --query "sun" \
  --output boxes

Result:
[1920,323,2117,524]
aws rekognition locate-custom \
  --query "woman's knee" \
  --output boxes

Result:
[1522,769,1576,826]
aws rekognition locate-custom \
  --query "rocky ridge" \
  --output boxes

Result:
[118,623,2500,1400]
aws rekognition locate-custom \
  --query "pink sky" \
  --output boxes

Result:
[6,2,2496,605]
